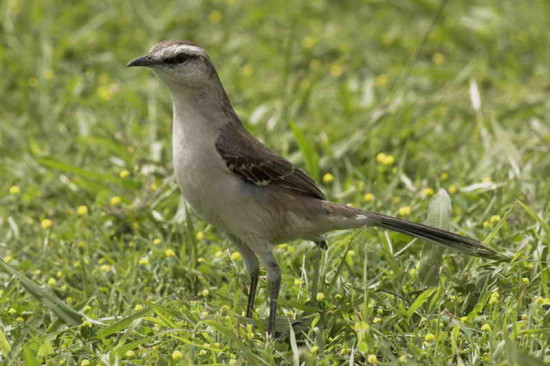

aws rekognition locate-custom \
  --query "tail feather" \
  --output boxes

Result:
[367,212,502,259]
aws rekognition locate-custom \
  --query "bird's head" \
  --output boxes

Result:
[128,40,214,89]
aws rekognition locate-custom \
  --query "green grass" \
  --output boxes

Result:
[1,0,550,364]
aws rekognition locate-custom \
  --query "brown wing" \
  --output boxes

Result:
[216,122,326,200]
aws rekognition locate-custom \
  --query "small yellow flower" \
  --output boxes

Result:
[294,278,303,286]
[374,74,389,87]
[376,152,395,165]
[432,52,446,66]
[538,298,550,306]
[77,205,88,216]
[99,264,111,272]
[81,360,91,366]
[422,188,434,197]
[66,297,74,303]
[364,193,374,202]
[97,86,113,100]
[47,277,57,286]
[490,215,501,223]
[197,257,205,263]
[460,316,468,323]
[482,176,492,183]
[398,206,411,216]
[489,291,500,304]
[310,345,319,354]
[198,349,208,356]
[134,304,144,311]
[208,10,222,23]
[165,249,176,258]
[77,241,86,248]
[439,172,448,181]
[521,278,529,285]
[8,308,16,314]
[424,333,435,341]
[230,252,241,261]
[201,289,210,297]
[398,355,407,363]
[196,231,204,240]
[110,196,121,206]
[9,186,20,194]
[302,36,316,49]
[125,350,136,358]
[367,354,378,364]
[242,64,253,77]
[43,70,55,80]
[322,173,334,183]
[153,238,161,245]
[316,292,325,301]
[214,250,224,258]
[330,65,343,76]
[138,257,149,265]
[373,317,381,323]
[149,182,158,191]
[481,323,491,331]
[81,320,93,328]
[16,317,24,322]
[521,313,528,320]
[3,255,13,263]
[119,169,130,178]
[448,185,457,194]
[41,219,52,229]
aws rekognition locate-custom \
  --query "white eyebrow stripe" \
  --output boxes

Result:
[151,44,207,59]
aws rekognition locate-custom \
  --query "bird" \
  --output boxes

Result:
[128,40,501,338]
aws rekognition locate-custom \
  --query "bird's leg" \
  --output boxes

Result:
[230,236,260,318]
[255,247,281,338]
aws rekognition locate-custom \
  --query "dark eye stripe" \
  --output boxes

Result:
[164,53,194,65]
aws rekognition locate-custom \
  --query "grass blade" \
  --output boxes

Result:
[418,189,452,286]
[0,259,84,326]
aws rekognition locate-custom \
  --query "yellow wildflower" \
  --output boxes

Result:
[165,249,176,257]
[77,241,86,248]
[47,277,57,286]
[81,320,93,328]
[77,205,88,216]
[422,188,434,196]
[99,264,111,272]
[81,360,91,366]
[448,185,457,194]
[208,10,222,23]
[482,176,492,183]
[316,292,325,301]
[489,291,500,304]
[521,278,529,285]
[322,173,334,183]
[481,323,491,331]
[125,350,136,358]
[483,221,491,228]
[330,65,343,76]
[374,74,389,87]
[153,238,161,245]
[41,219,52,229]
[230,252,241,261]
[373,317,381,323]
[432,52,446,65]
[424,333,435,341]
[302,36,316,49]
[138,257,149,265]
[196,231,204,240]
[134,304,144,311]
[376,152,395,165]
[110,196,121,206]
[201,289,210,297]
[8,308,16,314]
[3,255,12,263]
[364,193,374,202]
[367,354,378,364]
[490,215,501,223]
[16,317,24,322]
[119,169,130,178]
[398,206,411,216]
[294,278,303,286]
[97,86,113,100]
[9,186,20,194]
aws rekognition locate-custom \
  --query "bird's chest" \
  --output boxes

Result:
[171,118,232,226]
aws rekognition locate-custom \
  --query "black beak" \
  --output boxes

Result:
[127,55,158,67]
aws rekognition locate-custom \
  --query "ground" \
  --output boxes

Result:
[0,0,549,364]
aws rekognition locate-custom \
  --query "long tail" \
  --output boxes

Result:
[324,202,503,259]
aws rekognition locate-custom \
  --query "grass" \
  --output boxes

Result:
[1,0,549,364]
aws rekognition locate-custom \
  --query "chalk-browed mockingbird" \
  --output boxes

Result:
[128,40,500,338]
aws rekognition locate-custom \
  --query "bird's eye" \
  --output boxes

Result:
[164,53,193,65]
